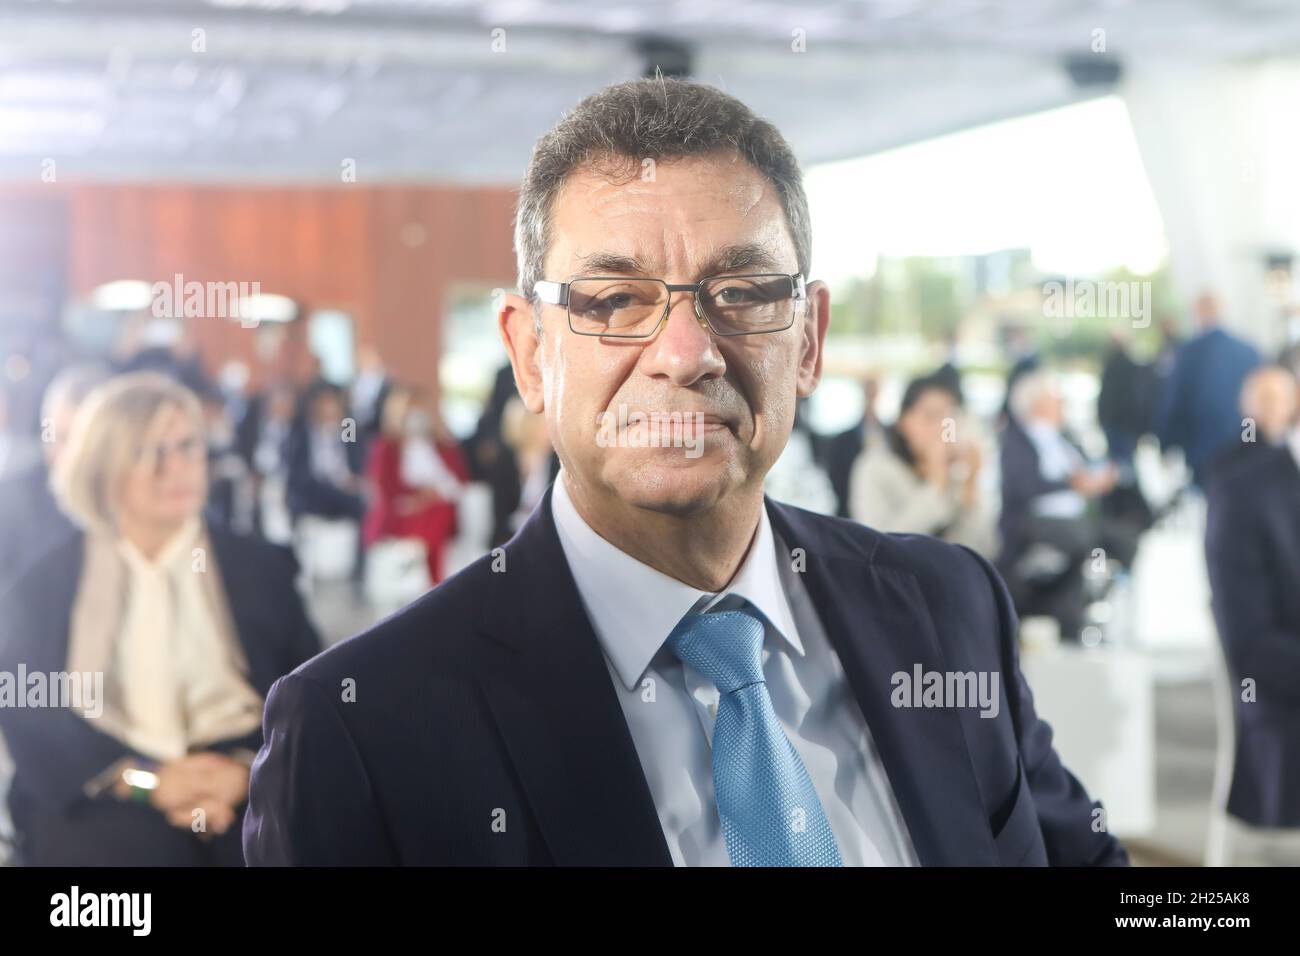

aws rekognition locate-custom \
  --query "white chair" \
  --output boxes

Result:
[294,515,359,583]
[365,537,433,616]
[445,481,493,577]
[1019,641,1156,839]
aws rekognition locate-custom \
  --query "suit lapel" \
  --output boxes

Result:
[767,499,996,865]
[475,485,672,866]
[209,532,280,695]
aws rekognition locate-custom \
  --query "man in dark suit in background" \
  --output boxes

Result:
[818,373,880,519]
[245,78,1127,867]
[283,381,365,524]
[1154,293,1260,488]
[999,371,1118,642]
[1205,435,1300,836]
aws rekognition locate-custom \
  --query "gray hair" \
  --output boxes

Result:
[1008,369,1055,425]
[513,76,811,303]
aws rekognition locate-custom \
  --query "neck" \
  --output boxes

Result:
[119,517,190,561]
[563,470,763,592]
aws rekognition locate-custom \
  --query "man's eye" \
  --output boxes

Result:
[716,285,759,305]
[576,293,633,316]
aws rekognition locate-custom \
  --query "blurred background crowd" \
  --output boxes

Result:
[2,0,1300,867]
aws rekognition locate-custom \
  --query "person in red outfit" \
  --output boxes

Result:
[362,387,468,584]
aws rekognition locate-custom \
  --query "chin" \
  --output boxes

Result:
[602,447,745,516]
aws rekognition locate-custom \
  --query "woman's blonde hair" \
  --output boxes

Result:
[52,371,204,533]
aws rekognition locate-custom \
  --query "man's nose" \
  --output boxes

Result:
[639,292,726,386]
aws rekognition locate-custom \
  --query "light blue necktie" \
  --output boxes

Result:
[667,603,844,867]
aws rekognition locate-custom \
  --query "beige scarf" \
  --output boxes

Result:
[67,520,264,761]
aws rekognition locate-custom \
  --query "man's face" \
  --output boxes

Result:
[501,152,828,517]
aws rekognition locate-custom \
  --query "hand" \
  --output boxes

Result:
[147,752,250,831]
[163,797,238,837]
[916,441,951,490]
[1070,465,1118,498]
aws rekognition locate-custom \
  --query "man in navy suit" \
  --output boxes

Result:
[1205,437,1300,832]
[1153,293,1260,488]
[244,77,1127,867]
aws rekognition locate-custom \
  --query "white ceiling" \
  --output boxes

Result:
[1,0,1298,183]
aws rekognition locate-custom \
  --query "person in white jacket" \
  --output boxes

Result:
[850,374,997,556]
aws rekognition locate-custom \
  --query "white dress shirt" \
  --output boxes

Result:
[551,473,918,866]
[1023,419,1088,519]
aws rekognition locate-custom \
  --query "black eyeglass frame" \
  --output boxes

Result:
[532,272,808,338]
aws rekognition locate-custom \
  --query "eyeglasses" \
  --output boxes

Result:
[533,273,807,339]
[136,434,205,474]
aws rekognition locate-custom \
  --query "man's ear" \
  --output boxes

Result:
[795,279,831,398]
[498,292,546,414]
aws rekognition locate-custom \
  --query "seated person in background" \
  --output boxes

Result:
[199,385,256,536]
[236,382,297,544]
[820,373,881,519]
[1205,418,1300,839]
[0,363,109,593]
[363,386,469,584]
[998,370,1117,642]
[1204,364,1298,490]
[501,395,559,536]
[466,364,525,550]
[0,373,321,865]
[849,374,995,556]
[285,381,365,524]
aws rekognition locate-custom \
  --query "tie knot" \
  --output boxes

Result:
[666,606,766,694]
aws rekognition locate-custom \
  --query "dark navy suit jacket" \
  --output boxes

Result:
[1153,327,1259,487]
[0,462,76,596]
[244,485,1129,866]
[1205,443,1300,827]
[284,421,365,521]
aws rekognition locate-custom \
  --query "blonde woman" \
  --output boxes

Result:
[0,372,320,866]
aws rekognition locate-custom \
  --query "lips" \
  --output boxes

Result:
[591,400,748,447]
[614,411,735,432]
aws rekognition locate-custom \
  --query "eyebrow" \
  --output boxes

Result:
[572,243,785,279]
[702,243,784,275]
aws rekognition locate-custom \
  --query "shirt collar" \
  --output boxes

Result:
[1288,426,1300,472]
[551,471,803,692]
